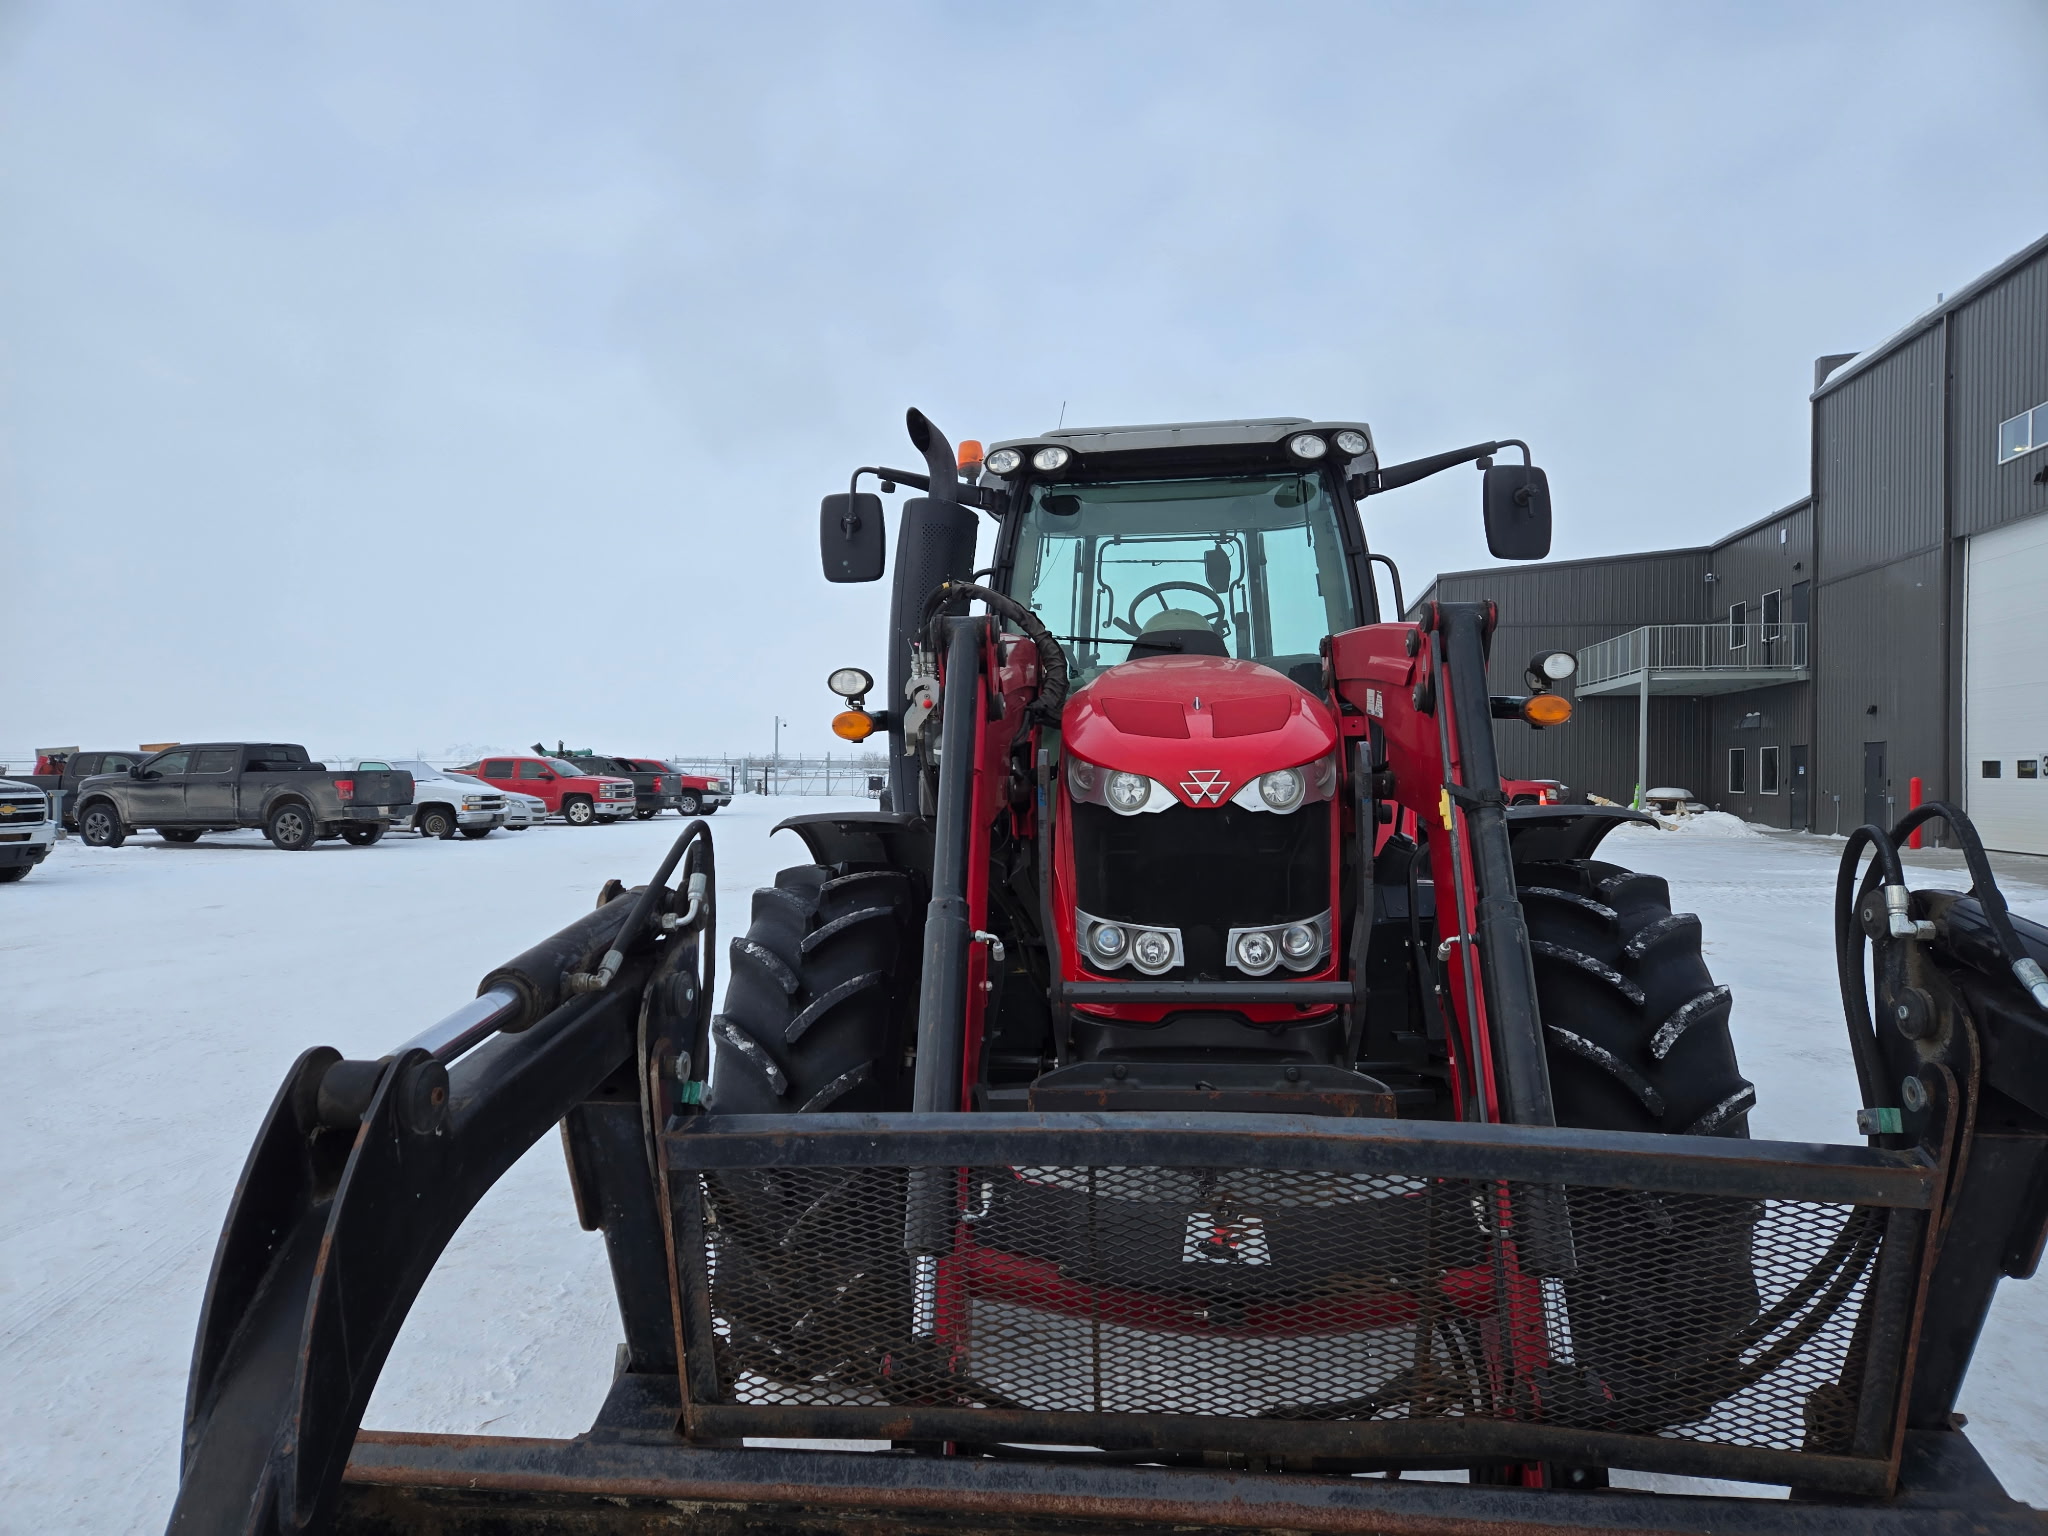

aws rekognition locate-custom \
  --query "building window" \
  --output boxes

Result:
[1729,747,1747,794]
[1760,746,1780,794]
[1729,600,1747,648]
[1761,589,1781,646]
[1983,760,2003,778]
[1997,401,2048,463]
[2021,759,2041,780]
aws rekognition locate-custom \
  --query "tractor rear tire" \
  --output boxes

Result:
[1517,853,1760,1436]
[698,861,923,1393]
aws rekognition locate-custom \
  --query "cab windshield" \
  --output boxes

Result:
[1010,473,1359,686]
[546,758,587,776]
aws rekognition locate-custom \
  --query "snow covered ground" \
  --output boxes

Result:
[3,801,2044,1527]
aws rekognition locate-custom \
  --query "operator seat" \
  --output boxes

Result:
[1134,608,1229,658]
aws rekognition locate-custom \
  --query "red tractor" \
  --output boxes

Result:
[167,410,2048,1535]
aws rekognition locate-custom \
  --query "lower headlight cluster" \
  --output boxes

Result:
[1077,909,1183,976]
[1226,911,1330,976]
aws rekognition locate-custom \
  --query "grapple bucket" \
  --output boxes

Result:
[665,1111,1934,1496]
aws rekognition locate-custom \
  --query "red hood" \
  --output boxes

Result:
[1062,656,1339,809]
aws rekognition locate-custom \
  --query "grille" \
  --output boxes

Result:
[0,797,47,825]
[670,1120,1928,1490]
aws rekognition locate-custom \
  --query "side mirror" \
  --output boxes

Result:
[1203,548,1231,591]
[820,492,885,583]
[1483,464,1552,560]
[129,764,149,780]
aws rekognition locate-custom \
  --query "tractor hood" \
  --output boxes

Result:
[1062,656,1339,809]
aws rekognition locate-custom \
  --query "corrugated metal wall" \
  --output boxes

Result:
[1417,551,1712,801]
[1814,326,1945,577]
[1709,682,1808,827]
[1952,245,2048,539]
[1811,550,1946,832]
[1709,501,1812,619]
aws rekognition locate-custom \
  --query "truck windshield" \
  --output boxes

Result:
[546,758,586,776]
[1010,473,1358,684]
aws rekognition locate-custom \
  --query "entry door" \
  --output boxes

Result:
[1966,516,2048,854]
[128,749,193,823]
[1789,745,1810,830]
[1863,742,1889,831]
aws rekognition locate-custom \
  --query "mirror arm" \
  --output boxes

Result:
[1359,438,1523,493]
[851,465,1002,517]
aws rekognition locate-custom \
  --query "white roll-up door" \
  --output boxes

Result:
[1965,512,2048,855]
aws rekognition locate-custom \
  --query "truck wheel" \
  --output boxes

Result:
[700,804,719,815]
[634,807,657,820]
[160,829,203,844]
[699,863,923,1391]
[340,825,384,846]
[459,826,492,839]
[1516,855,1758,1434]
[677,791,702,815]
[563,796,595,826]
[265,802,318,851]
[419,806,457,839]
[0,866,28,883]
[78,801,126,848]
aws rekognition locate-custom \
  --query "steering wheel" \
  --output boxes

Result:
[1122,580,1229,636]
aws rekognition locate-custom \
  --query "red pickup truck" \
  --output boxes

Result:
[453,755,636,826]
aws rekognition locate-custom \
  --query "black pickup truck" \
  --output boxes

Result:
[72,743,413,851]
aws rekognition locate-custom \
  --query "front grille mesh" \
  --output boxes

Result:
[687,1160,1899,1459]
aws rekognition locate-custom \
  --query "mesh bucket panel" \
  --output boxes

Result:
[684,1158,1901,1460]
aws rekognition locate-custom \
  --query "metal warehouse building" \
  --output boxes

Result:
[1414,232,2048,855]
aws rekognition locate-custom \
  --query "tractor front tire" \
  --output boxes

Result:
[698,861,923,1393]
[702,862,919,1115]
[1518,853,1759,1436]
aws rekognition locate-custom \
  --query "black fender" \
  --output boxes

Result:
[1503,803,1655,865]
[774,810,933,877]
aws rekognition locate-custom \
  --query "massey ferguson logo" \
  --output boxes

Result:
[1180,769,1230,804]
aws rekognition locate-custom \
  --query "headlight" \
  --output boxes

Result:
[1287,432,1327,460]
[1259,767,1305,810]
[1130,929,1176,973]
[984,447,1022,476]
[1066,755,1097,798]
[1333,428,1369,456]
[1280,923,1317,960]
[1032,445,1071,472]
[828,666,874,699]
[1234,930,1278,973]
[461,797,483,808]
[1091,923,1127,960]
[1105,770,1150,812]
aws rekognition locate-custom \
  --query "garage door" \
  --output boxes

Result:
[1966,513,2048,855]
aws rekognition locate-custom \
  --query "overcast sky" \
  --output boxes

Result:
[4,2,2045,765]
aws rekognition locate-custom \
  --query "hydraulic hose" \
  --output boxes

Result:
[1834,823,1907,1109]
[920,579,1070,723]
[1889,800,2048,1012]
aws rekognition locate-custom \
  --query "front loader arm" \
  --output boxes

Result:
[1330,603,1554,1127]
[168,838,712,1536]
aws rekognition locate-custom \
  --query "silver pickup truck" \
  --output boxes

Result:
[72,743,413,851]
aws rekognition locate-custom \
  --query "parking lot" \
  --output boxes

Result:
[3,807,2046,1526]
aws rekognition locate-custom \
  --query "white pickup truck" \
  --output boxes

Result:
[0,778,56,881]
[350,761,506,839]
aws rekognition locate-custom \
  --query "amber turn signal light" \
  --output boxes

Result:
[832,709,877,742]
[1520,693,1573,727]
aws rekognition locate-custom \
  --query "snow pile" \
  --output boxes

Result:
[1609,808,1764,840]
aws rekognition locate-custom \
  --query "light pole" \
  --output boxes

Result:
[772,716,787,795]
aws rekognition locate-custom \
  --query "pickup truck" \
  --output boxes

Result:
[625,758,731,816]
[453,754,635,825]
[537,745,678,820]
[0,778,56,881]
[73,744,413,851]
[27,748,150,829]
[349,760,504,839]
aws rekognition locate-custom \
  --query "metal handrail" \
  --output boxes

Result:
[1577,623,1808,688]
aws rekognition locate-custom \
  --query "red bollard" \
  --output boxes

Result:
[1908,776,1924,848]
